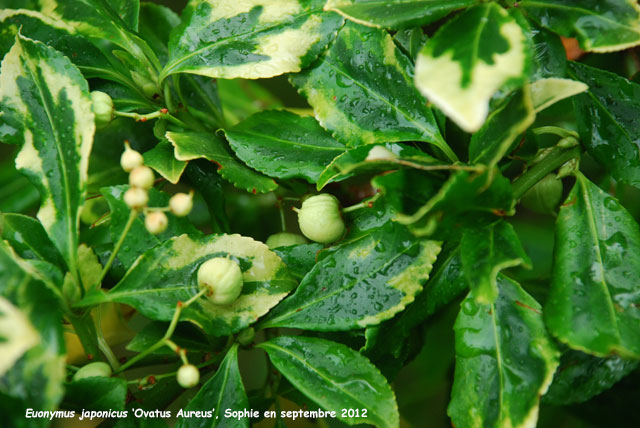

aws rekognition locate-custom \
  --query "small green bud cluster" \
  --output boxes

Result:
[91,91,114,129]
[119,143,193,234]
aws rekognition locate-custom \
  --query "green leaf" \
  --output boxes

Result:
[176,344,249,428]
[543,349,639,405]
[468,86,536,166]
[529,22,567,80]
[363,244,467,360]
[461,220,531,303]
[161,0,343,80]
[0,241,66,423]
[317,143,444,190]
[137,2,180,63]
[519,0,640,52]
[1,213,65,270]
[77,234,297,336]
[568,61,640,188]
[167,131,278,194]
[290,21,454,160]
[143,139,188,184]
[529,77,588,113]
[225,110,346,184]
[101,185,201,269]
[273,243,323,280]
[392,27,427,62]
[415,4,530,132]
[324,0,475,29]
[262,222,441,331]
[259,336,399,428]
[546,173,640,358]
[217,78,283,126]
[0,155,39,213]
[396,169,515,238]
[449,276,560,428]
[63,377,128,411]
[0,35,94,279]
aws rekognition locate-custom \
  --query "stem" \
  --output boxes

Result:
[512,146,581,199]
[532,126,579,139]
[95,210,137,288]
[96,306,120,371]
[342,192,381,213]
[68,313,101,360]
[114,109,165,122]
[164,83,176,114]
[116,288,208,373]
[277,201,286,232]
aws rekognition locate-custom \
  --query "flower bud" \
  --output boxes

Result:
[177,364,200,388]
[145,211,168,235]
[169,192,193,217]
[129,166,154,190]
[120,142,144,172]
[91,91,114,128]
[124,187,148,210]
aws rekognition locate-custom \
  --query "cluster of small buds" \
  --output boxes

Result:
[119,142,194,235]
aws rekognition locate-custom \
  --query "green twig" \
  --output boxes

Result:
[512,146,581,199]
[342,192,382,213]
[94,209,137,289]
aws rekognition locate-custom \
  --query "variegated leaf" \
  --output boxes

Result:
[291,21,454,160]
[520,0,640,53]
[530,77,588,113]
[161,0,344,80]
[325,0,476,29]
[76,234,297,336]
[143,139,188,184]
[261,222,441,331]
[0,35,94,277]
[415,3,530,132]
[166,130,278,193]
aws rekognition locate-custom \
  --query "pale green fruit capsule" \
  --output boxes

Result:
[197,257,243,305]
[73,362,112,381]
[236,327,255,346]
[176,364,200,388]
[124,187,148,210]
[91,91,114,128]
[297,194,345,244]
[265,232,307,249]
[169,192,193,217]
[129,166,155,190]
[145,211,168,235]
[120,142,144,172]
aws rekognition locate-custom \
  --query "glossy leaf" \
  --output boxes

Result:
[0,35,94,277]
[225,110,346,183]
[162,0,343,80]
[217,78,283,126]
[396,169,515,238]
[324,0,475,29]
[415,3,530,132]
[568,61,640,187]
[0,213,65,270]
[529,22,567,80]
[273,243,324,280]
[102,185,200,269]
[137,3,180,63]
[543,349,639,405]
[63,377,128,411]
[546,173,640,358]
[176,344,249,428]
[468,86,535,166]
[520,0,640,52]
[449,276,559,428]
[392,27,427,62]
[259,336,399,428]
[290,21,454,160]
[317,143,444,190]
[262,222,441,331]
[143,139,188,184]
[0,241,66,423]
[529,77,588,113]
[167,131,278,194]
[76,234,297,336]
[461,220,531,303]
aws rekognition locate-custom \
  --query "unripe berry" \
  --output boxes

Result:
[197,257,243,305]
[176,364,200,388]
[169,193,193,217]
[124,187,148,210]
[91,91,114,128]
[120,143,144,172]
[145,211,168,235]
[265,232,307,249]
[129,166,155,190]
[73,362,112,381]
[297,194,345,244]
[521,174,563,215]
[236,327,255,346]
